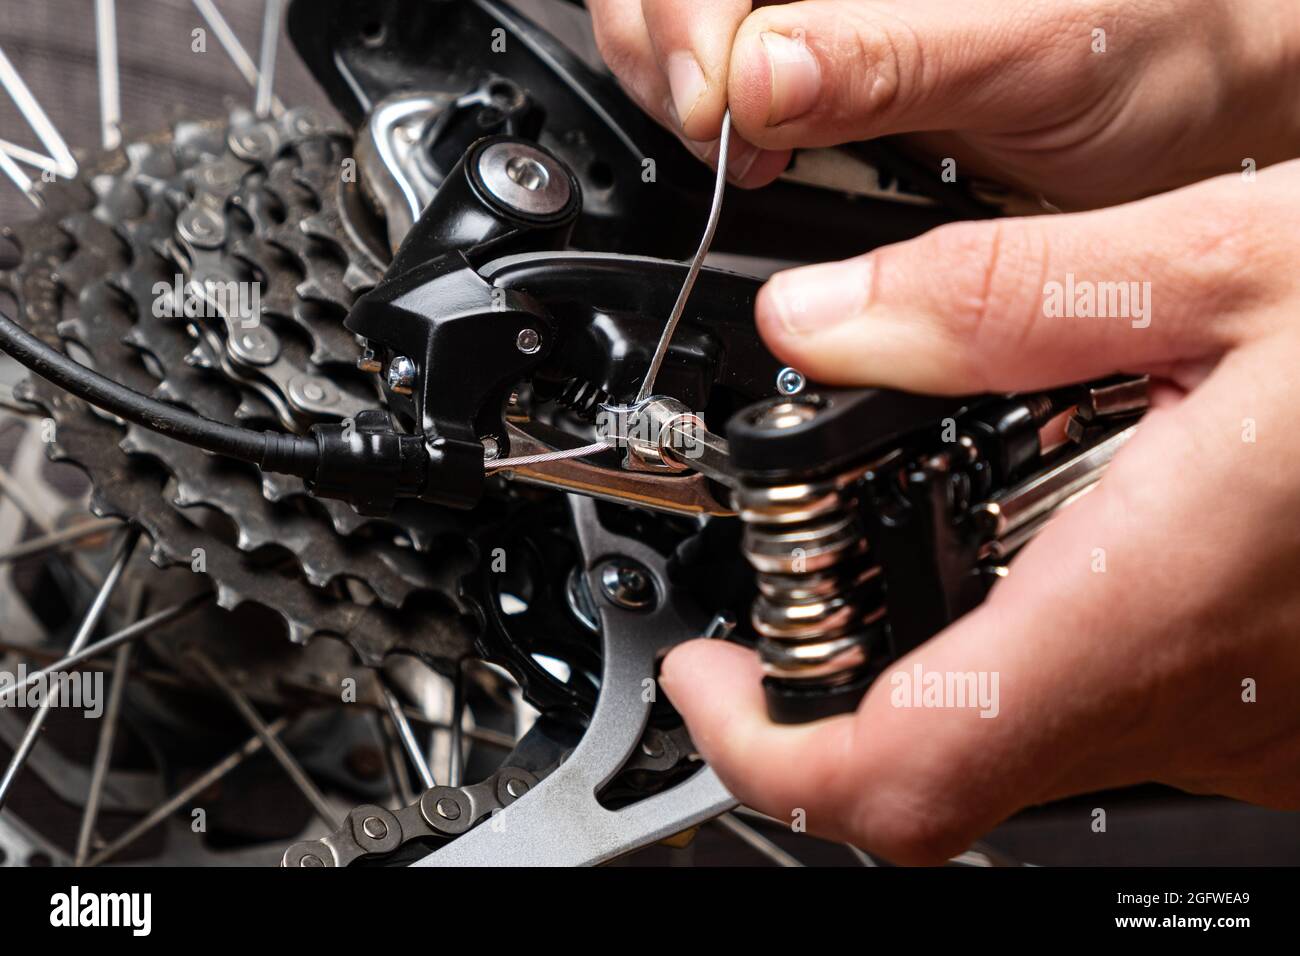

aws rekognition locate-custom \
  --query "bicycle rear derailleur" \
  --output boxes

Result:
[311,130,1146,726]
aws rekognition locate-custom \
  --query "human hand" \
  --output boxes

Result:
[660,160,1300,863]
[587,0,1300,205]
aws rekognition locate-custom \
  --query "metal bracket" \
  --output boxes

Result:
[415,496,737,866]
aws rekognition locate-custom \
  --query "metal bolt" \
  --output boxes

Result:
[599,561,656,611]
[482,437,501,461]
[387,355,416,395]
[776,367,806,396]
[361,816,388,840]
[516,328,541,355]
[505,155,548,191]
[477,141,572,216]
[436,797,462,821]
[356,348,383,374]
[505,778,529,799]
[754,400,818,431]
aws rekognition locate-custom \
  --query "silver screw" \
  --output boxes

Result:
[362,816,388,840]
[776,367,806,395]
[755,401,818,431]
[516,328,541,354]
[482,437,501,461]
[387,355,416,395]
[436,798,462,821]
[599,561,656,611]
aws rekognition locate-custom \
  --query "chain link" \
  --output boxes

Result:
[281,765,546,867]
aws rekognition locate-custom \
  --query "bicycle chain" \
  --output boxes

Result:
[282,721,697,866]
[282,764,545,867]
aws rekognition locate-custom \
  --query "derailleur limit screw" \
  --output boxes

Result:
[387,355,416,395]
[754,400,819,431]
[516,328,541,355]
[776,367,806,396]
[598,560,656,611]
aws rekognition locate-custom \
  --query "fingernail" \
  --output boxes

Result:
[666,51,708,129]
[760,31,820,126]
[727,139,761,182]
[681,133,719,165]
[766,259,873,334]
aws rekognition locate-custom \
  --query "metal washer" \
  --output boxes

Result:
[476,141,572,218]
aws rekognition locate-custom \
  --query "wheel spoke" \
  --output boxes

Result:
[73,582,145,866]
[374,712,415,808]
[94,0,121,150]
[0,148,36,204]
[84,716,291,867]
[448,663,466,788]
[254,0,283,119]
[0,138,61,174]
[380,679,436,790]
[189,649,340,829]
[0,462,54,532]
[0,592,210,706]
[0,43,77,178]
[0,517,121,565]
[847,845,878,866]
[0,526,140,811]
[713,812,805,867]
[191,0,285,117]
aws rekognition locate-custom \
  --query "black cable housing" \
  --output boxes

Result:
[0,308,319,478]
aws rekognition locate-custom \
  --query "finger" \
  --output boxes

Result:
[659,639,864,836]
[640,0,752,142]
[756,171,1282,394]
[664,368,1276,862]
[724,0,1139,150]
[589,1,671,123]
[589,1,790,186]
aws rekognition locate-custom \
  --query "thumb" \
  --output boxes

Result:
[756,172,1270,394]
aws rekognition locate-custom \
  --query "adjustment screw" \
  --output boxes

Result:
[516,328,541,355]
[436,798,462,821]
[754,400,818,431]
[776,367,806,396]
[598,561,656,611]
[505,778,529,799]
[361,816,388,840]
[387,355,416,395]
